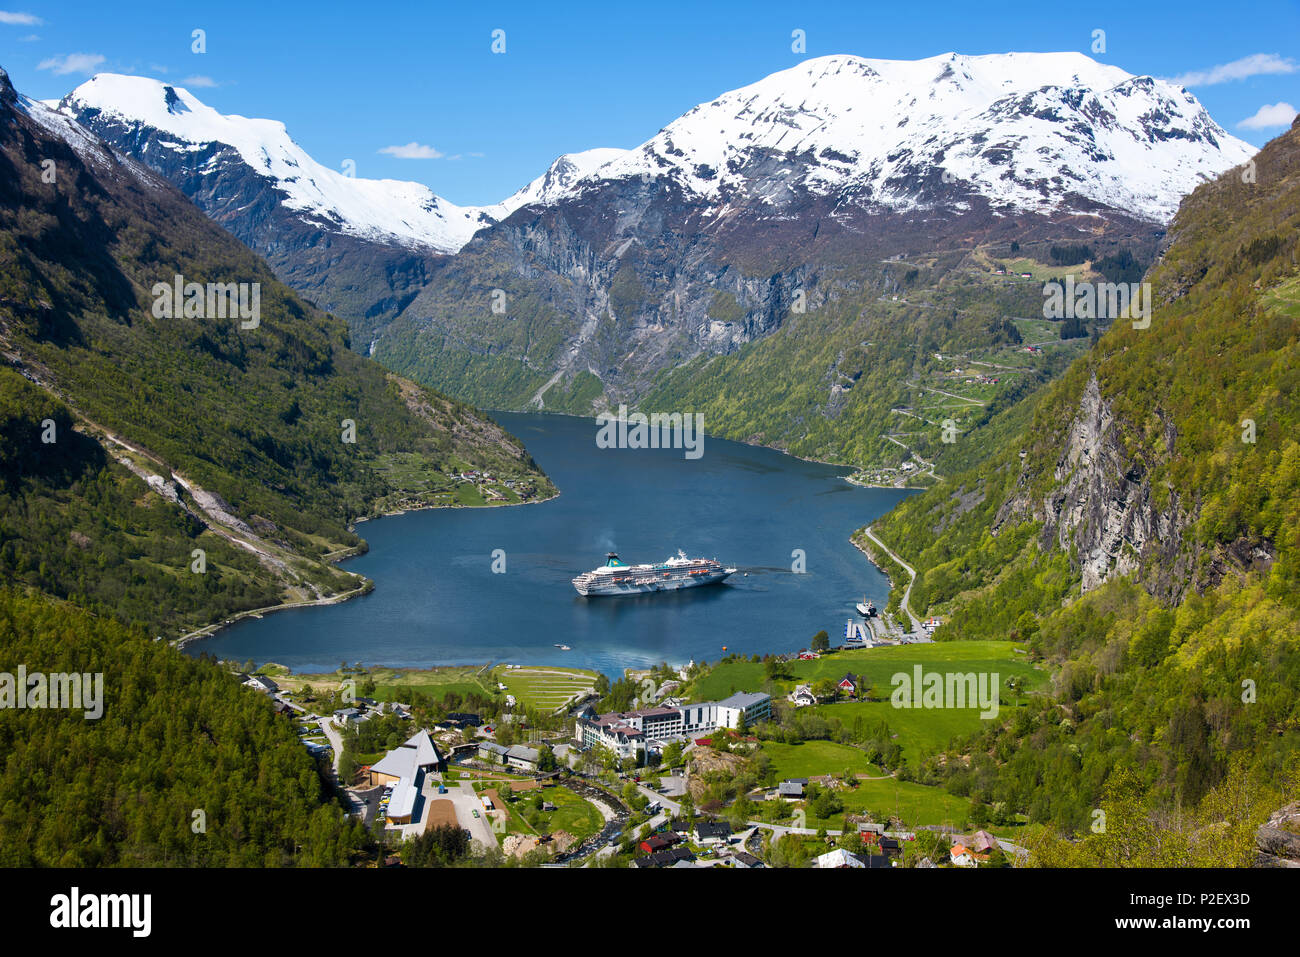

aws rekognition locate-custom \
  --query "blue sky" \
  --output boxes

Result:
[3,0,1298,205]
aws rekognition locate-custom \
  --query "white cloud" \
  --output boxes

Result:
[0,11,42,25]
[181,75,218,88]
[37,53,106,75]
[1170,53,1297,87]
[1238,102,1298,130]
[378,141,445,159]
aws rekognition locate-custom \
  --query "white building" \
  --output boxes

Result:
[789,684,817,708]
[576,691,771,757]
[367,729,444,787]
[714,691,772,729]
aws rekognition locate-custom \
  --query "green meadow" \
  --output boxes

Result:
[691,641,1045,760]
[274,664,496,703]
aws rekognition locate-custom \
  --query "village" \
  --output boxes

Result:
[230,629,1036,868]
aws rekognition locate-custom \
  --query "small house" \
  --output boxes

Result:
[788,684,817,708]
[814,848,865,869]
[639,832,682,854]
[777,780,806,799]
[244,674,279,694]
[693,820,733,845]
[950,844,977,867]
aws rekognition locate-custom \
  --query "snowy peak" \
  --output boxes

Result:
[573,51,1253,223]
[60,73,496,253]
[504,147,629,210]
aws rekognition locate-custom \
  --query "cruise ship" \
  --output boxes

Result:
[572,551,737,597]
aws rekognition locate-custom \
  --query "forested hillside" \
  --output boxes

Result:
[0,589,366,865]
[0,67,552,637]
[640,251,1091,472]
[869,119,1300,851]
[0,65,549,868]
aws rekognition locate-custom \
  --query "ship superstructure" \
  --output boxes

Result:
[572,551,736,597]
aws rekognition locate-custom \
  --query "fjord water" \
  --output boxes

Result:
[192,412,913,677]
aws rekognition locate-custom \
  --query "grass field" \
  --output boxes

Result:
[761,740,887,780]
[476,783,603,843]
[990,256,1095,281]
[495,665,599,712]
[691,641,1044,698]
[273,664,495,703]
[750,767,972,830]
[757,738,977,829]
[812,699,998,758]
[807,777,972,830]
[690,642,1044,760]
[1262,276,1300,319]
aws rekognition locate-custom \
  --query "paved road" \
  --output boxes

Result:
[880,435,939,483]
[863,525,923,634]
[448,781,498,850]
[913,383,986,405]
[317,718,344,777]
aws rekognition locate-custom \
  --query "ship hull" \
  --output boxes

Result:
[574,569,734,597]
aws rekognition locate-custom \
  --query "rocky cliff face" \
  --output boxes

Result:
[385,177,831,406]
[1041,374,1191,595]
[992,369,1278,603]
[992,374,1186,594]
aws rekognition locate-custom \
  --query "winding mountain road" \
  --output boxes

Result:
[863,525,922,633]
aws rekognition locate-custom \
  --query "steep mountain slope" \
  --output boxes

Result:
[63,74,500,252]
[58,54,1253,436]
[0,66,552,637]
[868,116,1300,843]
[59,74,490,341]
[0,588,367,866]
[374,51,1252,421]
[59,75,630,344]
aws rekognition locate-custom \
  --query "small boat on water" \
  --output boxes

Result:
[554,643,571,651]
[856,595,877,617]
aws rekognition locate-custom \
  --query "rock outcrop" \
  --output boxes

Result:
[1255,803,1300,867]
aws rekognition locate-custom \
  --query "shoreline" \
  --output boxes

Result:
[177,409,905,661]
[177,483,561,651]
[356,484,561,525]
[488,406,868,475]
[490,407,940,492]
[173,580,373,650]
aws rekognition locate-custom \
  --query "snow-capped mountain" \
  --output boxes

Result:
[57,51,1257,406]
[379,51,1256,410]
[60,73,500,254]
[57,75,634,337]
[504,147,629,209]
[530,51,1253,224]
